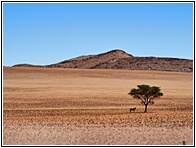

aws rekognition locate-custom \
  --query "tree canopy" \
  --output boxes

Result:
[128,84,163,112]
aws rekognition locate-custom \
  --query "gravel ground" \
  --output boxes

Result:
[3,120,193,145]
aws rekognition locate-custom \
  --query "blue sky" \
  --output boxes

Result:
[3,2,193,66]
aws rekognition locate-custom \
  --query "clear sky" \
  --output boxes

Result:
[3,2,193,66]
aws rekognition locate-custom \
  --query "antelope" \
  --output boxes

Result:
[130,107,136,112]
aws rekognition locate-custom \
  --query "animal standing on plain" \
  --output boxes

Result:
[128,84,163,112]
[130,107,136,112]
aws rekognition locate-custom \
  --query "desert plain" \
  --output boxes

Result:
[3,67,193,145]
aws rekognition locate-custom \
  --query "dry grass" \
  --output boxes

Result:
[3,67,193,145]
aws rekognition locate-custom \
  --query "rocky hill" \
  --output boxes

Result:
[13,49,193,72]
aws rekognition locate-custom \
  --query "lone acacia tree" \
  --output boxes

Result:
[128,84,163,112]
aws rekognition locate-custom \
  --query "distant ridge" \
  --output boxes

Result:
[13,49,193,72]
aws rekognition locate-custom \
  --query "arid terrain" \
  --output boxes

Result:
[3,67,193,145]
[13,49,193,72]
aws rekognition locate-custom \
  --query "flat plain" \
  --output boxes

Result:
[3,67,193,145]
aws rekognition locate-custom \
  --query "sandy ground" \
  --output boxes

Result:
[3,67,193,145]
[3,120,193,145]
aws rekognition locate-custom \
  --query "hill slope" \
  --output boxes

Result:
[13,49,193,72]
[47,49,133,69]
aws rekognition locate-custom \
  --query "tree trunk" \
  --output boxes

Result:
[144,104,148,112]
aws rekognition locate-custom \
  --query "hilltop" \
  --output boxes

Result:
[13,49,193,72]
